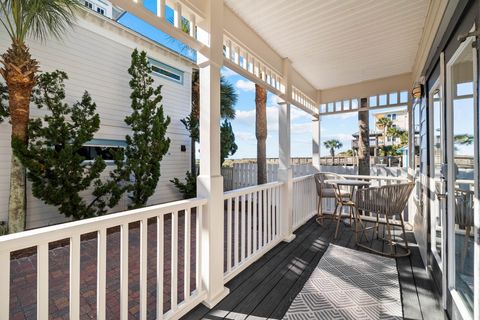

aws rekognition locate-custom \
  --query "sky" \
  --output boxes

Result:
[117,1,411,160]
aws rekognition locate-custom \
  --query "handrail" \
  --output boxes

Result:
[293,174,315,182]
[223,181,283,199]
[340,174,409,182]
[0,197,207,252]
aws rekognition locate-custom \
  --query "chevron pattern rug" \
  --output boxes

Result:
[283,244,402,320]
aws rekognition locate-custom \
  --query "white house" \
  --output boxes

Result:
[0,8,195,229]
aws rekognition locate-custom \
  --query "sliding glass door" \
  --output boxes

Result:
[446,34,478,320]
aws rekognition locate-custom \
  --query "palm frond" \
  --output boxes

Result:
[1,0,80,43]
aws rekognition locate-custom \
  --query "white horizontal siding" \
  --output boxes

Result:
[0,14,193,229]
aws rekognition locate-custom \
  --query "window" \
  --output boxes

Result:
[149,58,184,84]
[96,6,105,15]
[84,1,93,9]
[79,140,126,162]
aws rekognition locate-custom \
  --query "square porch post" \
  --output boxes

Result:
[196,0,229,308]
[312,115,321,171]
[278,58,295,242]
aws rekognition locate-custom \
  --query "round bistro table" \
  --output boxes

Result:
[324,179,370,239]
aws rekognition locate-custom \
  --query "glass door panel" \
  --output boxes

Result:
[430,85,445,268]
[447,37,475,316]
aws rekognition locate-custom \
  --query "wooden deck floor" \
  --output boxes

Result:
[182,217,447,320]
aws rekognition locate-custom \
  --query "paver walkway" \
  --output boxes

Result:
[10,213,198,320]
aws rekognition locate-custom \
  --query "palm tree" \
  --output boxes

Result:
[387,126,408,146]
[323,139,343,162]
[0,0,79,233]
[454,134,473,145]
[187,72,237,173]
[376,117,393,146]
[255,84,267,184]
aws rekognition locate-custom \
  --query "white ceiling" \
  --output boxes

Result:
[224,0,430,90]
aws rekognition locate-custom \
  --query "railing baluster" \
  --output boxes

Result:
[227,198,232,272]
[140,219,148,319]
[171,212,178,311]
[277,186,281,236]
[241,194,246,261]
[157,0,166,19]
[174,2,182,28]
[258,190,263,248]
[189,14,196,38]
[263,189,267,245]
[253,192,257,252]
[37,243,49,319]
[234,196,239,266]
[70,235,81,319]
[267,187,272,242]
[120,223,129,320]
[196,205,202,293]
[97,229,107,320]
[184,208,191,301]
[157,215,164,319]
[247,192,252,257]
[0,250,9,320]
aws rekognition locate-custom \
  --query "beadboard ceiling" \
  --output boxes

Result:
[224,0,430,90]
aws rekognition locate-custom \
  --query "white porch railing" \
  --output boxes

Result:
[290,173,411,230]
[0,198,207,320]
[223,182,283,282]
[292,175,317,230]
[1,172,412,319]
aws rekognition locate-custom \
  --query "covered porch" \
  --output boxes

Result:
[0,0,478,320]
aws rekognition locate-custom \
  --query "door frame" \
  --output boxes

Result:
[428,74,448,308]
[445,32,478,320]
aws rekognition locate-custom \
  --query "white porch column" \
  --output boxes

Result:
[196,0,229,308]
[312,115,321,171]
[278,58,295,242]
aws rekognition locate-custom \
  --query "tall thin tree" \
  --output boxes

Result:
[255,84,267,185]
[0,0,80,233]
[376,116,393,146]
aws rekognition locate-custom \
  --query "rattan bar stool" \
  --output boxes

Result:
[354,182,415,257]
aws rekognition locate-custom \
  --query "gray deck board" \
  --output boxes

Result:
[182,217,446,320]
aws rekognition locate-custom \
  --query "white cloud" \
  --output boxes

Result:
[291,123,312,134]
[235,105,314,134]
[235,79,255,92]
[235,131,255,141]
[235,106,278,133]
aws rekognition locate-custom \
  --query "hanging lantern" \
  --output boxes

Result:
[411,83,423,99]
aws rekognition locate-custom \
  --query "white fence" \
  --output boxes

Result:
[223,182,283,282]
[225,163,407,190]
[0,198,207,320]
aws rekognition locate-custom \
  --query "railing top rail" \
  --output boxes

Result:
[293,174,315,182]
[223,181,283,198]
[0,197,207,252]
[456,179,475,184]
[339,174,410,182]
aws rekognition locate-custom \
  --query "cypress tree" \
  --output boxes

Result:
[0,82,8,123]
[124,49,171,209]
[12,71,125,220]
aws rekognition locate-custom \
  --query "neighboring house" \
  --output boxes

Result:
[351,109,410,155]
[372,109,409,146]
[83,0,117,19]
[0,7,195,229]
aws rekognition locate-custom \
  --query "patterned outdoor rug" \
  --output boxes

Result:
[283,244,402,320]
